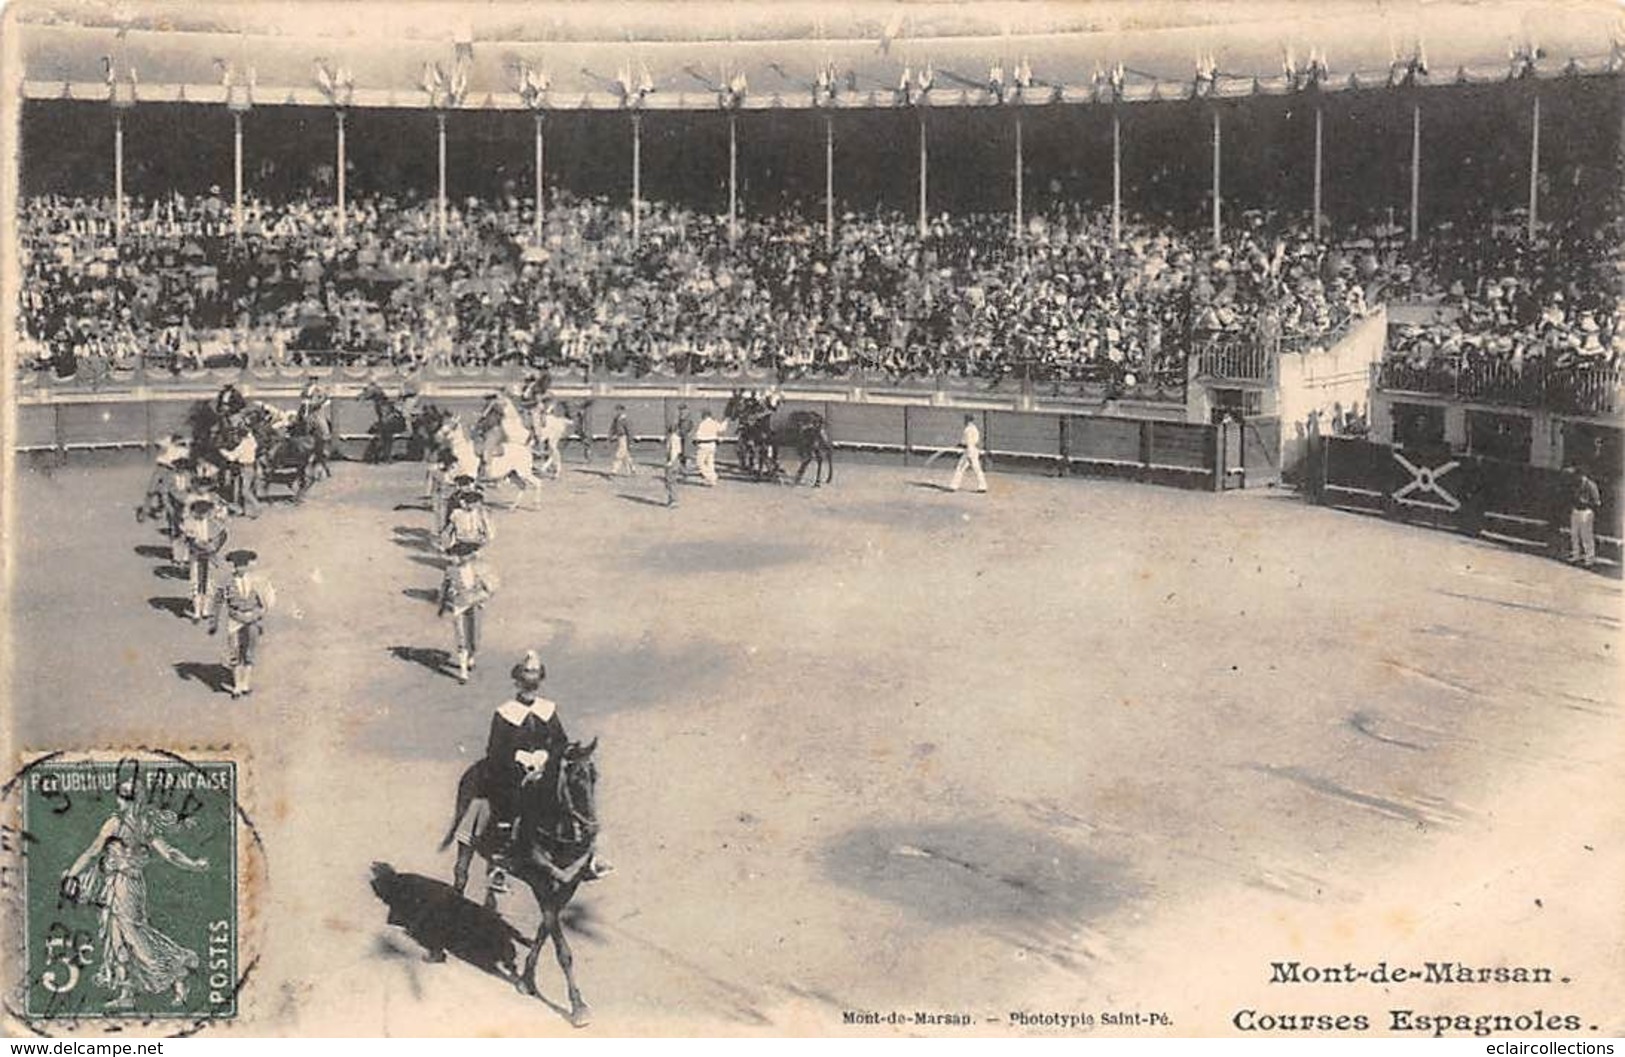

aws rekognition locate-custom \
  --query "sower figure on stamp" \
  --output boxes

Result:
[179,495,228,623]
[210,549,275,699]
[60,790,209,1009]
[439,540,497,684]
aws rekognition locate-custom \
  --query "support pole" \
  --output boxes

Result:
[533,113,545,244]
[232,111,244,238]
[1409,101,1421,243]
[1312,105,1323,237]
[917,111,928,239]
[335,110,347,239]
[113,110,125,242]
[824,113,834,253]
[1211,106,1221,249]
[1527,92,1540,238]
[631,113,642,247]
[1111,108,1122,246]
[1013,112,1023,241]
[436,111,448,243]
[728,113,738,249]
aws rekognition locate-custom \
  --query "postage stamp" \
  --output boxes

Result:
[11,752,243,1024]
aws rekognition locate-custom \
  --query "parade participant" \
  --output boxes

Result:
[947,413,989,493]
[1565,463,1601,568]
[439,540,498,684]
[675,403,695,475]
[609,405,637,476]
[209,549,275,700]
[212,382,246,419]
[165,459,204,566]
[692,409,727,486]
[298,375,333,466]
[533,400,569,480]
[441,484,495,554]
[217,425,259,517]
[570,400,594,463]
[426,449,458,533]
[662,421,682,507]
[137,433,190,523]
[179,495,228,623]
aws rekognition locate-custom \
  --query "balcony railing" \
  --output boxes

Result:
[1191,334,1275,384]
[1375,358,1621,416]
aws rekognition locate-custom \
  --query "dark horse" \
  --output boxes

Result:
[724,390,834,486]
[244,406,320,503]
[441,739,600,1026]
[358,382,408,463]
[408,402,451,463]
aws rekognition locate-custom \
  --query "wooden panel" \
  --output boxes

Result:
[1069,416,1142,465]
[1148,422,1213,470]
[986,410,1060,458]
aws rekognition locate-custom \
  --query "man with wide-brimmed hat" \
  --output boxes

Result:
[210,549,275,699]
[440,480,494,554]
[439,540,497,683]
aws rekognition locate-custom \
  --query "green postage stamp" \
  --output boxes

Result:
[15,753,242,1023]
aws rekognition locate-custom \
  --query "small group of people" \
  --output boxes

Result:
[138,420,276,700]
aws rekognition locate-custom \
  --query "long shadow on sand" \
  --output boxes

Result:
[388,645,460,682]
[153,565,188,580]
[174,661,234,694]
[616,493,670,509]
[134,544,173,560]
[402,587,441,604]
[392,525,437,552]
[148,596,195,620]
[369,863,523,979]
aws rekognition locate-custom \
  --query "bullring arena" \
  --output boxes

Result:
[9,420,1623,1034]
[5,0,1625,1040]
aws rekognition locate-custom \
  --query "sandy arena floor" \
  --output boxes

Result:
[6,449,1622,1037]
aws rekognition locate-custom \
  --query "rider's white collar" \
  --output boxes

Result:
[497,696,556,725]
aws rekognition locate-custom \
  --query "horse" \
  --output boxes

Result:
[440,739,601,1027]
[472,396,544,510]
[434,416,483,481]
[408,402,451,463]
[725,391,834,486]
[530,405,573,480]
[244,405,319,503]
[358,382,408,464]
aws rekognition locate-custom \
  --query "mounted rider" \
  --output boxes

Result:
[454,652,611,894]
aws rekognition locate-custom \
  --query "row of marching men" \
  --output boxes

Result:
[137,431,276,700]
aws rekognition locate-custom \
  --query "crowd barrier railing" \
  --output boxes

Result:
[1375,357,1622,416]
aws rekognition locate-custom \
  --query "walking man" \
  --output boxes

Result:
[662,421,683,507]
[692,409,727,486]
[1565,463,1601,568]
[180,496,229,623]
[609,405,637,476]
[675,403,695,475]
[210,549,275,700]
[440,540,498,684]
[440,484,495,554]
[947,413,988,493]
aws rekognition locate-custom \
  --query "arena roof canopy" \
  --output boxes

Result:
[16,0,1625,112]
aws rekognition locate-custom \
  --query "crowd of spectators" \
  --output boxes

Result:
[1381,225,1625,389]
[19,187,1396,393]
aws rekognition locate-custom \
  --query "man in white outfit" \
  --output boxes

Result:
[692,410,727,486]
[948,413,988,493]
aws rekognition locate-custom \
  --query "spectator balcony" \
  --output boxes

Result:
[1374,357,1621,417]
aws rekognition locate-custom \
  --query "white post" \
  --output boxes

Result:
[1312,105,1323,237]
[534,113,545,244]
[631,113,642,247]
[824,113,834,253]
[1211,106,1221,249]
[728,113,738,248]
[917,112,928,239]
[436,111,448,242]
[1013,112,1023,242]
[232,110,244,238]
[1409,101,1421,243]
[1111,108,1122,246]
[1527,93,1540,238]
[335,110,347,239]
[113,109,125,242]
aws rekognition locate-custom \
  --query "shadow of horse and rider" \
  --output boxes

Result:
[372,738,604,1027]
